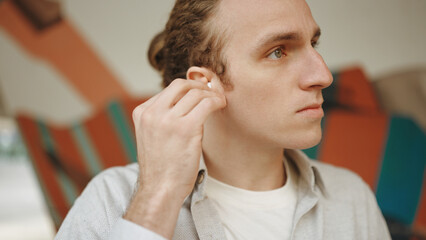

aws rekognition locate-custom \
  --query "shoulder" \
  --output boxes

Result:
[308,161,391,239]
[56,163,140,239]
[90,163,139,186]
[73,162,140,210]
[84,163,140,202]
[310,160,373,201]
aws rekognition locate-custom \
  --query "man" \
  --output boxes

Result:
[56,0,391,239]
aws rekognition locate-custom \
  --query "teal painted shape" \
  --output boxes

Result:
[37,121,55,152]
[376,116,426,225]
[36,121,79,207]
[107,101,138,163]
[302,145,319,160]
[71,123,103,175]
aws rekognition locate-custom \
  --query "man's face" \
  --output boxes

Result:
[215,0,333,149]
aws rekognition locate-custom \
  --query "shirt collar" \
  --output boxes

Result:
[284,149,327,195]
[192,149,327,203]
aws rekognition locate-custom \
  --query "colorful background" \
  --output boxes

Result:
[0,0,425,239]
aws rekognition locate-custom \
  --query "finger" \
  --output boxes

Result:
[159,79,210,109]
[132,91,162,120]
[185,95,227,126]
[171,89,219,117]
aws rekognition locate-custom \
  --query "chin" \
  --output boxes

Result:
[280,127,323,150]
[299,134,322,149]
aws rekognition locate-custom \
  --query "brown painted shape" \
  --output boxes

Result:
[15,115,69,225]
[0,1,129,108]
[319,110,389,190]
[14,0,61,29]
[83,108,129,168]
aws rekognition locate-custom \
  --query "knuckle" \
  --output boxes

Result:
[170,78,187,88]
[139,109,154,126]
[132,106,143,121]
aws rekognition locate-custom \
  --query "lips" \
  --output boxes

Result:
[297,102,323,112]
[296,102,324,118]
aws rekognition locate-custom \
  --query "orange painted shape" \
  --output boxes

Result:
[319,110,389,190]
[337,67,381,112]
[0,1,129,108]
[16,115,69,224]
[83,109,129,168]
[414,178,426,230]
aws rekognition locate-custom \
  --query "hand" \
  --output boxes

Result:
[124,76,226,239]
[133,77,225,199]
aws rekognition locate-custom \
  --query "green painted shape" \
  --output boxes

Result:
[107,101,138,163]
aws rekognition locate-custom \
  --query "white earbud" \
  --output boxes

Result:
[207,82,212,88]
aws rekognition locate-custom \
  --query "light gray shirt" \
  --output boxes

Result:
[55,149,391,240]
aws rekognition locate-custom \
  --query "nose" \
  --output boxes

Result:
[299,48,333,90]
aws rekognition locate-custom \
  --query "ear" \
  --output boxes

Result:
[186,66,211,83]
[187,66,225,93]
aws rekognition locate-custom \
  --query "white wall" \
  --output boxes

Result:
[63,0,175,96]
[62,0,426,95]
[0,30,92,123]
[307,0,426,78]
[0,0,425,123]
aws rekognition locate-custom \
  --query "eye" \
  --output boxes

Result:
[311,40,320,49]
[267,47,285,60]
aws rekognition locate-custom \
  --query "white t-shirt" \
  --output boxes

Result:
[205,158,298,240]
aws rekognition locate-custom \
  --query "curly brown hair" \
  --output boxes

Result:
[147,0,230,88]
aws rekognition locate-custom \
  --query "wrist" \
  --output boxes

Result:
[124,185,185,239]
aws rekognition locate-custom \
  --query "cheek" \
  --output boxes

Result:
[222,70,322,148]
[224,70,294,130]
[226,63,294,114]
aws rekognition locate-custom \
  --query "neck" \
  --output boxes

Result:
[202,116,286,191]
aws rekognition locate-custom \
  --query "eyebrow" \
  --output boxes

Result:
[254,27,321,52]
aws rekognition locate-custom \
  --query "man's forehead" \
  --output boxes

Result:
[216,0,318,47]
[218,0,312,22]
